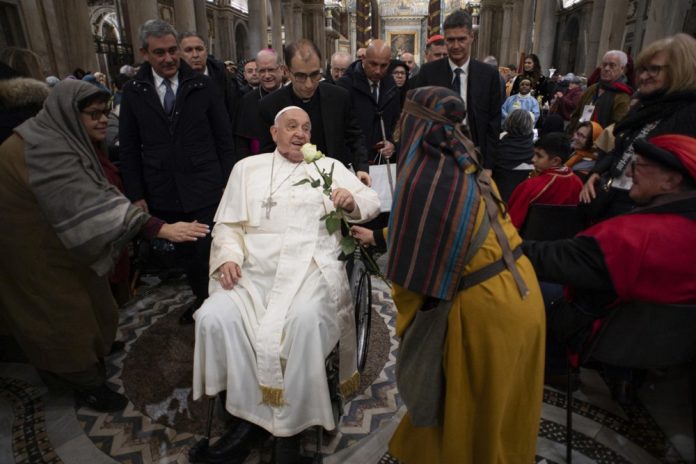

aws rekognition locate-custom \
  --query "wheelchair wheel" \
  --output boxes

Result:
[354,269,372,373]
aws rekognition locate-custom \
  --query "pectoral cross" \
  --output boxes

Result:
[262,196,277,219]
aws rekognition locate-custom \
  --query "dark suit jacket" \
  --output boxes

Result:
[119,61,235,212]
[258,83,369,172]
[336,60,401,163]
[410,57,503,169]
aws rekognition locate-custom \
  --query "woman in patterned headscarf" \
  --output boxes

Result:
[0,80,208,412]
[387,86,545,463]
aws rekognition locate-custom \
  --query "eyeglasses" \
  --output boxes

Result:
[573,131,588,140]
[291,70,322,83]
[636,64,668,77]
[392,71,407,76]
[81,108,111,121]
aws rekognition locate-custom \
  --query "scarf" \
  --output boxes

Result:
[593,81,633,127]
[15,80,148,276]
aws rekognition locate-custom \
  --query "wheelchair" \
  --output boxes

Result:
[189,248,375,463]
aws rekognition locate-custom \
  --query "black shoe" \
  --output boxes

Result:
[274,434,302,464]
[206,419,268,464]
[109,340,125,355]
[75,383,128,412]
[179,298,204,325]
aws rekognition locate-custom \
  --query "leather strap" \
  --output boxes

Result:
[458,246,524,292]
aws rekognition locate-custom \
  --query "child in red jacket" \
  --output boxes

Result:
[508,132,583,229]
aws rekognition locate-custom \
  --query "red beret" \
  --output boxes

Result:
[634,134,696,182]
[427,34,445,45]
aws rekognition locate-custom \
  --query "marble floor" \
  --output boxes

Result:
[1,275,694,464]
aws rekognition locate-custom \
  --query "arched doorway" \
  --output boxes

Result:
[235,22,250,61]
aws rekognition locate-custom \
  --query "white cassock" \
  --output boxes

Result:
[193,150,380,437]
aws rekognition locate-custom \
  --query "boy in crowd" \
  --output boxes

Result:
[508,132,583,229]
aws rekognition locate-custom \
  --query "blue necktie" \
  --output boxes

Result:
[452,68,463,95]
[163,79,175,115]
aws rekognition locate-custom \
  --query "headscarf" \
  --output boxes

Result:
[387,86,481,300]
[15,80,148,276]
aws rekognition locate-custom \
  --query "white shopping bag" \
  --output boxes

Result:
[369,163,397,213]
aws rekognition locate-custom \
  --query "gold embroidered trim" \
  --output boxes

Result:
[260,385,284,407]
[339,371,361,398]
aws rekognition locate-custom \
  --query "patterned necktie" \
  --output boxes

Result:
[371,82,378,103]
[452,68,463,95]
[163,79,175,115]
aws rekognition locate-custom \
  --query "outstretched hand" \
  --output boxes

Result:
[350,225,376,247]
[580,173,600,203]
[157,220,210,242]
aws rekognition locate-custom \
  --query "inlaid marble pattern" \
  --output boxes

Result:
[1,276,691,464]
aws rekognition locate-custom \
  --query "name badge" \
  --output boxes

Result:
[579,104,595,123]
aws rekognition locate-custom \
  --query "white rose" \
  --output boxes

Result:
[301,143,318,163]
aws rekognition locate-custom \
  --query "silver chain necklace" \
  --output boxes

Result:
[262,154,301,219]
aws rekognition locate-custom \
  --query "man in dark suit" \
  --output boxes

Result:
[410,9,503,172]
[119,19,235,323]
[179,31,241,130]
[258,39,370,185]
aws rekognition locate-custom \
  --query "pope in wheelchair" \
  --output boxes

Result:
[191,107,380,463]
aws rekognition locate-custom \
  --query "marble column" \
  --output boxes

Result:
[271,0,283,52]
[518,0,534,56]
[247,0,267,55]
[509,0,523,67]
[294,5,304,44]
[596,0,628,68]
[60,0,99,72]
[476,5,493,58]
[124,0,159,51]
[642,0,690,50]
[585,0,605,73]
[532,0,557,72]
[193,0,208,38]
[311,6,326,63]
[499,2,514,65]
[282,0,294,44]
[174,0,196,33]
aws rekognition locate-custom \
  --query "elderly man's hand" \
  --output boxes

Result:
[356,171,372,187]
[332,187,355,212]
[218,261,242,290]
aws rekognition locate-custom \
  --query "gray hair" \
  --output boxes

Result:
[139,19,178,50]
[178,31,207,48]
[483,55,498,67]
[504,108,535,137]
[331,51,352,65]
[603,50,628,68]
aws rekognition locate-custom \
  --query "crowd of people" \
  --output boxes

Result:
[1,7,695,464]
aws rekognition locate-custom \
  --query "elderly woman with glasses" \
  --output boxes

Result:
[580,33,696,219]
[0,80,208,412]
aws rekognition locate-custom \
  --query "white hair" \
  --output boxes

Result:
[274,106,304,124]
[604,50,628,68]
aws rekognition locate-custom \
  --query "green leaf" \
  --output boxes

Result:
[320,212,332,221]
[293,178,311,186]
[311,178,321,188]
[326,216,341,235]
[340,236,356,256]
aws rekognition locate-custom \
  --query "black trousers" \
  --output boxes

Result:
[150,203,217,301]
